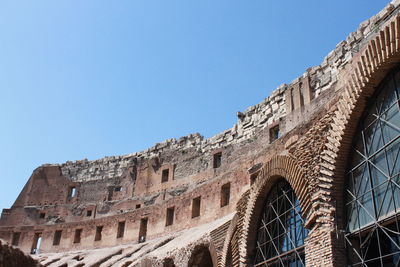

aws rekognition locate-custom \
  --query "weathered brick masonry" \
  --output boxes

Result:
[1,1,400,266]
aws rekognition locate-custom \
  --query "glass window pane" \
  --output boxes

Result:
[377,77,397,114]
[358,192,375,228]
[364,120,384,155]
[391,177,400,215]
[351,163,370,198]
[369,161,389,188]
[386,140,400,177]
[347,201,360,232]
[374,182,395,219]
[383,104,400,130]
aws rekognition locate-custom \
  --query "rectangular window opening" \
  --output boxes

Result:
[138,217,148,243]
[69,186,77,198]
[95,226,103,241]
[39,212,45,219]
[269,125,280,143]
[136,204,141,209]
[107,187,114,201]
[73,229,82,244]
[213,152,222,168]
[31,232,42,254]
[166,207,175,226]
[161,169,169,183]
[117,221,125,238]
[86,210,92,217]
[290,88,295,111]
[192,197,201,218]
[53,230,62,246]
[114,186,122,192]
[220,183,231,207]
[299,82,305,107]
[11,232,21,246]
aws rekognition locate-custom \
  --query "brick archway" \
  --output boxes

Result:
[238,155,309,266]
[321,14,400,228]
[314,12,400,267]
[219,214,238,267]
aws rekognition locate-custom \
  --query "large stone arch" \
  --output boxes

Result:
[219,189,251,267]
[314,12,400,267]
[322,12,400,233]
[238,155,309,266]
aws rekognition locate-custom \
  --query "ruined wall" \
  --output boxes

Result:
[1,1,400,266]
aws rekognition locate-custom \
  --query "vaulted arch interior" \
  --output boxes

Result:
[188,245,214,267]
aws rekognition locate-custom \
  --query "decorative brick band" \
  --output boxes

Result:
[219,215,238,267]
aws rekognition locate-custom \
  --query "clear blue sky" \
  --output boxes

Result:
[0,0,389,209]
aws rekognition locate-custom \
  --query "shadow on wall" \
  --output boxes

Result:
[163,258,175,267]
[0,240,40,267]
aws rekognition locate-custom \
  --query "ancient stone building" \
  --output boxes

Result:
[1,1,400,266]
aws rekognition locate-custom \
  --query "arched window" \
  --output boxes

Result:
[345,66,400,266]
[254,180,308,266]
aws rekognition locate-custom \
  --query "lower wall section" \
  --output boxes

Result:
[33,215,233,267]
[0,171,243,255]
[305,223,346,267]
[0,239,41,267]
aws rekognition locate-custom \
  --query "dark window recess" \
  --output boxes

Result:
[220,183,231,207]
[117,221,125,238]
[139,218,148,243]
[107,187,114,201]
[136,204,141,209]
[188,245,213,267]
[114,186,122,192]
[269,125,280,143]
[11,232,21,246]
[86,210,92,217]
[73,229,82,244]
[213,152,222,168]
[163,258,176,267]
[250,173,259,184]
[39,212,45,219]
[95,226,103,241]
[53,230,62,246]
[68,187,77,198]
[290,88,295,111]
[192,197,201,218]
[299,82,305,107]
[31,232,42,254]
[166,207,175,226]
[161,169,169,183]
